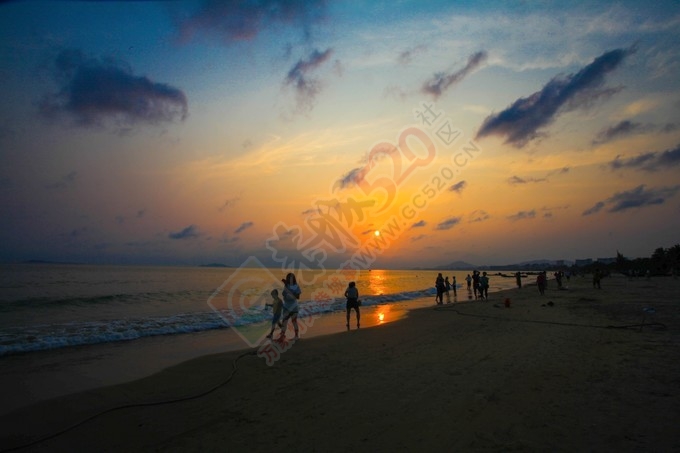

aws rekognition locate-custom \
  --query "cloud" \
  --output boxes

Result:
[383,85,409,101]
[411,234,426,242]
[507,175,547,185]
[448,180,467,194]
[284,48,334,113]
[422,51,487,100]
[397,45,427,65]
[177,0,327,44]
[39,49,188,128]
[661,123,679,133]
[609,144,680,172]
[435,216,462,230]
[582,184,680,215]
[218,197,240,212]
[507,210,536,221]
[593,120,678,145]
[468,210,490,223]
[607,185,680,213]
[334,166,363,190]
[45,171,78,190]
[169,225,200,240]
[476,47,634,147]
[593,120,648,144]
[301,207,322,216]
[411,220,427,228]
[547,167,570,176]
[234,221,254,234]
[582,201,605,216]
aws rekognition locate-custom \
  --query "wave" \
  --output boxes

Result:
[0,290,209,312]
[0,287,438,356]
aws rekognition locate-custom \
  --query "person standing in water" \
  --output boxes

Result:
[344,281,360,329]
[479,272,490,300]
[435,273,446,305]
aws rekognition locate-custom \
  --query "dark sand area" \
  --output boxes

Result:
[2,274,679,452]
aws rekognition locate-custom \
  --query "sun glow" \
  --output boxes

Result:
[374,230,380,236]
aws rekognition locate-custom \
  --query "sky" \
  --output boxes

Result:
[1,0,679,269]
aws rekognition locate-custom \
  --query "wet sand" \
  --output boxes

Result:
[2,274,679,452]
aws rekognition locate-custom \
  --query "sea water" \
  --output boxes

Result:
[0,263,536,414]
[0,263,526,357]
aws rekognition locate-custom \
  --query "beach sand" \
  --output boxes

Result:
[2,274,679,452]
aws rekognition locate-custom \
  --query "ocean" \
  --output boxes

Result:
[0,263,534,414]
[0,263,527,357]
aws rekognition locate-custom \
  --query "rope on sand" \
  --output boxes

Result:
[432,306,667,331]
[1,350,258,453]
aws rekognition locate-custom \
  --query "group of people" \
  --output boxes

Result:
[266,273,361,341]
[435,271,491,304]
[464,271,490,300]
[265,272,302,340]
[435,273,459,304]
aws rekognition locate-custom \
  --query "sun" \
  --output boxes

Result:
[374,230,380,236]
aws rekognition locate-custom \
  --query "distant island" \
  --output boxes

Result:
[22,259,83,265]
[198,263,232,268]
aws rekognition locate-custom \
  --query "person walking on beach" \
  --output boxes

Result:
[435,273,445,305]
[444,276,451,303]
[465,274,472,291]
[593,269,602,289]
[344,281,360,329]
[452,276,457,297]
[537,271,547,295]
[479,272,489,300]
[515,271,522,289]
[265,289,283,339]
[279,273,301,340]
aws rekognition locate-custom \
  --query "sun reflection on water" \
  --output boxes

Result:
[367,269,387,296]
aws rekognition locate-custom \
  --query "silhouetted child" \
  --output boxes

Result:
[265,289,283,339]
[345,281,360,329]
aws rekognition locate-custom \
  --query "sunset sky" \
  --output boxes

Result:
[1,1,679,269]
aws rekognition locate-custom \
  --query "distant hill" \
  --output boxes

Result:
[435,260,477,270]
[198,263,232,268]
[22,259,83,265]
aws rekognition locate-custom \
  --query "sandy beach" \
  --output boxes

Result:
[2,274,679,452]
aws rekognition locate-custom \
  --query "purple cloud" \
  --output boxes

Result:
[507,210,536,221]
[476,47,634,147]
[435,216,462,230]
[169,225,200,240]
[45,171,78,190]
[398,45,427,65]
[177,0,327,44]
[448,180,467,194]
[234,221,254,234]
[593,120,647,144]
[583,184,680,215]
[507,175,547,185]
[422,51,487,100]
[582,201,605,216]
[609,144,680,172]
[40,49,188,128]
[284,48,334,112]
[468,210,490,223]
